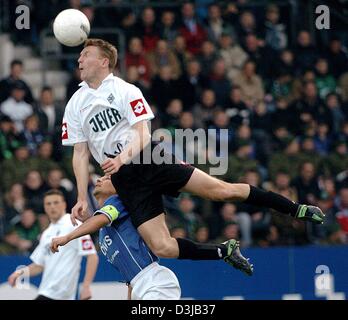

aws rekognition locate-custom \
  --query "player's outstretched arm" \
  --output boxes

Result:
[8,263,43,287]
[50,215,109,253]
[71,142,90,225]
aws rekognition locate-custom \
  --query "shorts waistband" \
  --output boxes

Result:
[130,262,159,287]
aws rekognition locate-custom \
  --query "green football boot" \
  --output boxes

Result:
[295,205,325,224]
[223,239,253,276]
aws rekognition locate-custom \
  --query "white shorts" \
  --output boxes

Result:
[130,262,181,300]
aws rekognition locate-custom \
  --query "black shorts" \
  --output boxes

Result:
[111,142,195,228]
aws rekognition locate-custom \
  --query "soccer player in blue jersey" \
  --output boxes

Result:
[50,175,181,300]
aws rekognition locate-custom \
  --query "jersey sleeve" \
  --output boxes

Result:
[29,239,46,267]
[62,96,88,146]
[77,234,97,256]
[93,204,120,226]
[121,84,154,126]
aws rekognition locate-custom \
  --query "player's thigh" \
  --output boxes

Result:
[137,214,172,249]
[180,168,249,201]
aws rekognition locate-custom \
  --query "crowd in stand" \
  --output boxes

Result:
[1,0,348,254]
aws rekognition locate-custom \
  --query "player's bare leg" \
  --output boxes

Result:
[180,168,325,224]
[138,213,253,276]
[137,214,179,258]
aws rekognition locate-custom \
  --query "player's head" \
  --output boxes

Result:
[43,189,67,223]
[78,38,117,82]
[93,175,117,202]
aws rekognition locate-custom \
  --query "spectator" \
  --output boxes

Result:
[333,188,348,242]
[208,109,233,157]
[172,35,193,73]
[20,115,45,155]
[323,140,348,176]
[293,31,318,75]
[126,37,151,86]
[263,4,287,51]
[35,86,64,135]
[192,89,217,128]
[338,72,348,103]
[222,202,252,248]
[197,40,220,77]
[177,59,210,109]
[292,161,321,205]
[268,136,303,180]
[216,222,240,243]
[267,171,298,204]
[46,168,77,213]
[325,37,348,79]
[236,11,258,44]
[2,183,26,227]
[313,122,332,156]
[162,99,183,134]
[1,144,36,192]
[150,65,180,111]
[0,115,22,161]
[177,195,203,239]
[179,2,207,55]
[204,3,235,45]
[146,39,182,80]
[4,208,41,254]
[225,86,251,127]
[0,60,34,104]
[325,93,345,135]
[0,81,33,132]
[209,59,231,107]
[132,7,160,52]
[299,136,323,170]
[233,60,265,109]
[224,140,259,182]
[195,224,210,243]
[314,58,336,99]
[290,81,330,134]
[159,11,178,45]
[219,33,248,83]
[170,225,188,239]
[276,49,296,79]
[271,97,297,134]
[31,141,60,179]
[23,170,47,216]
[125,66,150,97]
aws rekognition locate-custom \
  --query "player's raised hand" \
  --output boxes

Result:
[101,157,122,175]
[50,236,69,253]
[71,199,89,226]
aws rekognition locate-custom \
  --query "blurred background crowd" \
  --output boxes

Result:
[0,0,348,255]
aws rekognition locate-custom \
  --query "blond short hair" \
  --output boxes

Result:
[84,38,118,70]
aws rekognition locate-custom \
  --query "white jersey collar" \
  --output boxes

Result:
[78,73,114,88]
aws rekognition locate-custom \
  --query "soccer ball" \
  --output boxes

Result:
[53,9,90,47]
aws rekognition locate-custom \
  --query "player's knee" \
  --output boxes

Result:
[209,182,245,202]
[149,239,175,258]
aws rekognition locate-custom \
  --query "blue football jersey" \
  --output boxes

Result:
[95,195,158,283]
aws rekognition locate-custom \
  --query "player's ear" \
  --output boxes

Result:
[102,57,109,69]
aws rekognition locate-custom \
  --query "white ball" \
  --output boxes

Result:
[53,9,90,47]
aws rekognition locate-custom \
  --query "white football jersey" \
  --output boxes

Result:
[30,214,96,300]
[62,73,154,164]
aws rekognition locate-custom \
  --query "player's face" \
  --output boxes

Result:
[93,175,116,198]
[44,195,66,222]
[78,46,105,82]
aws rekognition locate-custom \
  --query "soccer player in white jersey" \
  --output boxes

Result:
[8,190,99,300]
[51,175,181,300]
[63,38,324,276]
